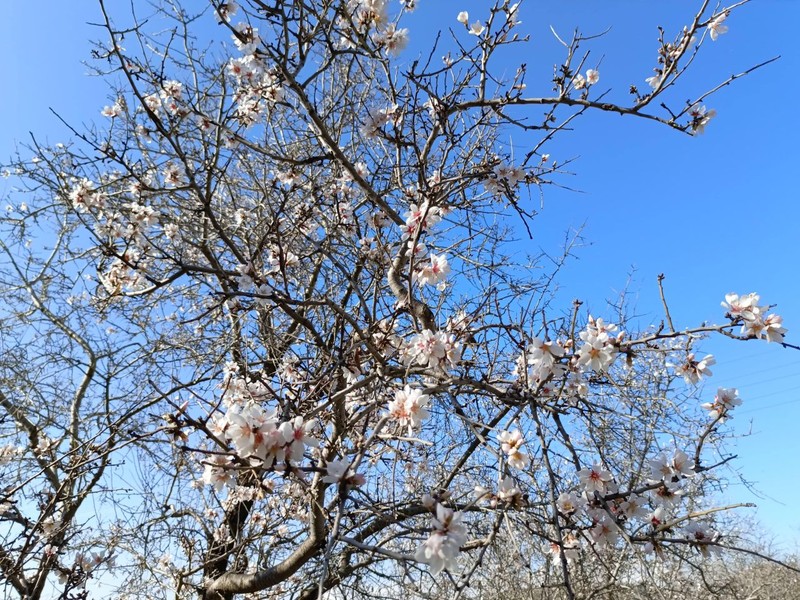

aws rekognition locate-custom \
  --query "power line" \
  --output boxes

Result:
[737,386,800,414]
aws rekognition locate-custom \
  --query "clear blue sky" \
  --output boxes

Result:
[2,0,799,551]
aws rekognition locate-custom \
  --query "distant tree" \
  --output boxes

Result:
[0,1,793,599]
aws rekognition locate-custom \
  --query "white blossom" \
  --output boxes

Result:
[578,464,612,494]
[415,504,468,575]
[468,20,485,36]
[701,387,742,421]
[689,104,716,135]
[707,13,729,41]
[498,429,529,470]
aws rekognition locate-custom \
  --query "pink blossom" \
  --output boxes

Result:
[387,385,430,433]
[415,253,450,287]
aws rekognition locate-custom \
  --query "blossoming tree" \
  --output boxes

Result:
[0,1,793,599]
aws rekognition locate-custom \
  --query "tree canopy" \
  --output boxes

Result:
[0,2,795,599]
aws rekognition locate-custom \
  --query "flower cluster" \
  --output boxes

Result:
[199,372,320,485]
[475,475,522,507]
[323,459,366,487]
[0,444,23,466]
[456,12,485,36]
[230,62,284,128]
[572,69,600,90]
[722,293,787,343]
[57,550,114,585]
[220,19,288,128]
[202,455,236,492]
[576,317,620,373]
[521,336,566,385]
[701,387,742,421]
[68,178,106,213]
[401,201,443,240]
[549,534,581,561]
[224,407,317,468]
[415,503,468,575]
[413,253,449,287]
[372,23,409,56]
[556,491,585,516]
[349,0,389,29]
[555,450,702,552]
[101,101,123,118]
[361,103,403,139]
[484,162,526,195]
[675,353,715,385]
[98,251,148,295]
[387,385,430,434]
[648,449,694,484]
[403,329,462,370]
[684,522,720,556]
[498,429,529,469]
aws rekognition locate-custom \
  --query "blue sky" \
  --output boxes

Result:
[2,0,799,551]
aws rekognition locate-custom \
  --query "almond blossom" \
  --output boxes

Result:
[523,337,566,382]
[675,353,715,385]
[221,402,318,469]
[401,201,443,239]
[232,22,260,55]
[689,104,716,134]
[415,253,450,287]
[549,534,580,562]
[743,313,787,343]
[684,522,720,556]
[722,293,787,343]
[403,329,461,370]
[722,292,761,321]
[590,514,620,547]
[670,449,694,477]
[375,24,409,56]
[578,463,613,494]
[619,495,649,521]
[68,179,105,212]
[323,459,365,487]
[645,72,662,89]
[387,385,430,433]
[101,102,123,118]
[556,491,584,516]
[702,387,742,421]
[707,13,729,41]
[576,336,616,372]
[498,429,529,469]
[202,455,236,492]
[649,450,694,484]
[415,503,468,575]
[647,506,669,528]
[496,475,522,504]
[651,482,685,507]
[468,20,485,36]
[279,416,318,463]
